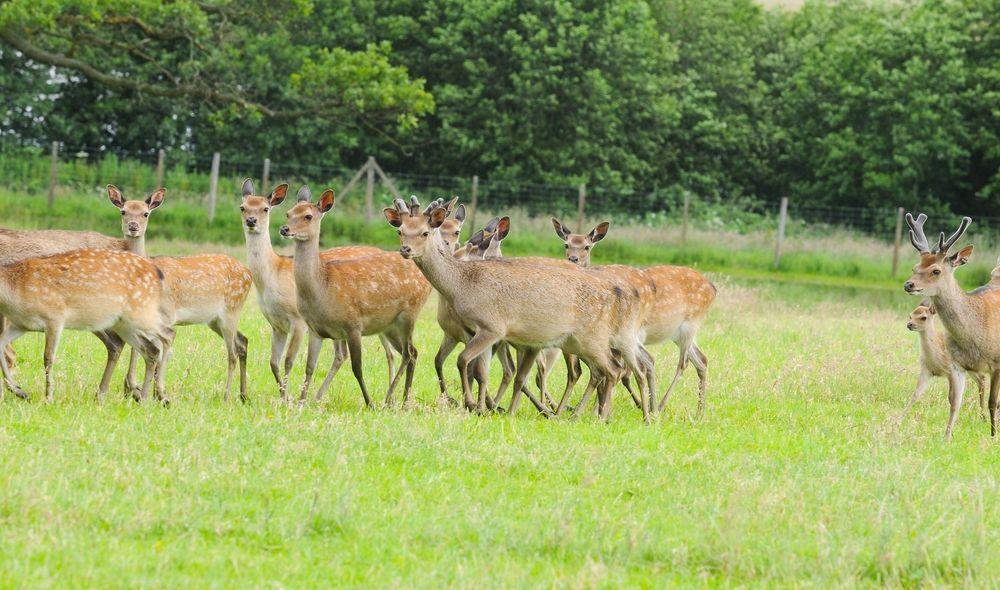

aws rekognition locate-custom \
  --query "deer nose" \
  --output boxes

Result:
[568,255,579,263]
[245,217,257,228]
[907,322,916,330]
[903,281,915,292]
[127,222,140,232]
[400,245,412,255]
[279,225,291,237]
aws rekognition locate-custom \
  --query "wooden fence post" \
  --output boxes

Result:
[891,206,904,277]
[774,197,789,269]
[207,151,220,222]
[364,155,375,223]
[155,149,165,189]
[681,191,690,245]
[47,141,59,206]
[577,183,586,231]
[468,175,479,238]
[262,158,271,194]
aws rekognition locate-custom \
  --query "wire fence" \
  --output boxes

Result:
[1,141,998,274]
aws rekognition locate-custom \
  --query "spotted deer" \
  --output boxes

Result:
[385,197,652,421]
[899,302,986,440]
[107,185,252,402]
[0,248,171,403]
[552,218,715,416]
[280,188,430,408]
[239,179,396,401]
[902,213,1000,436]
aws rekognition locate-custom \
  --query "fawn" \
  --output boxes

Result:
[108,185,252,402]
[280,188,430,407]
[239,179,397,401]
[899,303,987,440]
[0,248,172,403]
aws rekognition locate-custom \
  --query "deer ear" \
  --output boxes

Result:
[429,206,448,228]
[296,185,312,203]
[468,229,485,246]
[383,207,403,228]
[589,221,610,243]
[269,183,289,206]
[928,305,937,315]
[454,204,467,223]
[107,184,125,208]
[950,245,973,267]
[444,197,459,215]
[496,216,511,240]
[241,178,255,197]
[146,188,165,210]
[317,190,335,213]
[551,217,570,240]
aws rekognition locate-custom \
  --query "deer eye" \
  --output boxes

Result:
[422,232,430,237]
[564,244,569,249]
[264,207,270,213]
[120,210,126,216]
[584,246,591,251]
[397,230,402,236]
[305,215,313,221]
[932,269,941,275]
[240,206,245,212]
[143,212,149,218]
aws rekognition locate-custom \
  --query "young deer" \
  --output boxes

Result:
[903,213,1000,436]
[0,248,171,403]
[239,180,396,401]
[280,188,430,408]
[108,185,253,402]
[385,197,652,421]
[552,218,715,416]
[899,303,987,439]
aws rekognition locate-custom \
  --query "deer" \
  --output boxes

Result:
[384,196,652,421]
[107,185,253,402]
[551,217,715,416]
[239,179,397,401]
[0,248,172,403]
[902,213,1000,436]
[898,302,987,439]
[280,187,430,408]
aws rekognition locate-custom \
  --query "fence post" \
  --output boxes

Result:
[262,157,271,194]
[207,152,220,222]
[468,175,479,238]
[891,206,904,277]
[155,149,165,189]
[774,197,789,269]
[577,183,586,231]
[47,141,59,206]
[364,156,375,223]
[681,191,690,245]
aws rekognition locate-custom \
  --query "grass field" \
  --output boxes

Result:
[1,236,997,587]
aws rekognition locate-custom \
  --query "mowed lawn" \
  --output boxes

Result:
[1,272,997,587]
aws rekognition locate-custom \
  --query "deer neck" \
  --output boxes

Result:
[244,230,280,285]
[292,233,326,301]
[930,278,980,347]
[413,231,466,302]
[124,235,146,257]
[918,321,945,366]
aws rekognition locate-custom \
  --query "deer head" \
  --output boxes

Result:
[239,179,289,235]
[280,186,334,242]
[383,196,447,259]
[438,198,467,250]
[906,303,936,332]
[903,213,973,296]
[551,218,609,266]
[108,184,164,239]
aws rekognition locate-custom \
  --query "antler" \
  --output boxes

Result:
[906,213,930,253]
[393,198,408,213]
[937,216,972,254]
[409,195,421,216]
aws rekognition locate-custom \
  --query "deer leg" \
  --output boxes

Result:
[975,372,988,420]
[346,330,374,409]
[297,333,323,403]
[402,340,418,408]
[315,341,348,403]
[269,329,289,398]
[379,334,397,385]
[284,324,306,384]
[129,335,161,402]
[534,352,556,410]
[491,342,516,410]
[457,330,502,412]
[897,368,932,425]
[945,370,967,442]
[236,330,249,403]
[383,333,408,407]
[42,325,63,403]
[93,331,124,402]
[472,348,493,412]
[989,370,1000,437]
[689,343,708,418]
[658,345,689,413]
[0,324,26,401]
[154,337,174,405]
[569,370,601,419]
[209,320,239,403]
[122,347,140,398]
[507,347,550,416]
[434,334,459,403]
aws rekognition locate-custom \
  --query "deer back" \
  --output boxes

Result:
[0,228,126,265]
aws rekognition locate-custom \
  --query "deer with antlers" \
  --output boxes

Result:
[385,196,652,421]
[551,218,715,416]
[239,179,398,401]
[903,213,1000,437]
[0,248,172,403]
[107,185,252,402]
[280,187,430,408]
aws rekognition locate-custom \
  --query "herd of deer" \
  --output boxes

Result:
[3,181,993,434]
[0,180,717,422]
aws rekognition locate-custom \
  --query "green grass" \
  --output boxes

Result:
[1,268,998,587]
